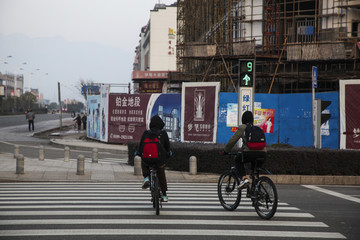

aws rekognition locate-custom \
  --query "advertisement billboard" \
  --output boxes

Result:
[108,93,151,143]
[181,82,220,143]
[87,95,101,140]
[99,84,110,142]
[147,93,181,142]
[254,108,275,133]
[340,80,360,149]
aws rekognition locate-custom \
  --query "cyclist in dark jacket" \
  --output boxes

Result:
[137,115,171,202]
[223,111,267,189]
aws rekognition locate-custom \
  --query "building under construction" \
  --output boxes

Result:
[170,0,360,93]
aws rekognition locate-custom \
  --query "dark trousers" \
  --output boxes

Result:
[141,161,168,193]
[28,120,34,131]
[235,151,266,178]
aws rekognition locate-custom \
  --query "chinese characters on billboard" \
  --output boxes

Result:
[108,94,151,144]
[139,81,164,93]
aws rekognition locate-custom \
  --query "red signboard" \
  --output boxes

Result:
[108,93,151,143]
[132,71,169,79]
[182,84,219,142]
[345,84,360,149]
[139,81,164,93]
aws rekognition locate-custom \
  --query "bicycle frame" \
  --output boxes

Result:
[149,166,161,215]
[218,150,278,219]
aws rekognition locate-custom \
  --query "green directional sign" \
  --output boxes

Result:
[239,60,254,87]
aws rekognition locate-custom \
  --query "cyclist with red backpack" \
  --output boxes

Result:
[222,111,267,190]
[137,115,171,202]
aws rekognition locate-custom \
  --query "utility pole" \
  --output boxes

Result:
[58,82,62,129]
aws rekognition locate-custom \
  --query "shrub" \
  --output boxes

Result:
[128,142,360,176]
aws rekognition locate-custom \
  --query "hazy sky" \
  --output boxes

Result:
[0,0,176,103]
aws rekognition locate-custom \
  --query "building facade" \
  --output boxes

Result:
[133,3,179,94]
[0,72,24,98]
[173,0,360,94]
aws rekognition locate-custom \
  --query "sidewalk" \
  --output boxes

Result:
[0,151,219,183]
[0,126,220,183]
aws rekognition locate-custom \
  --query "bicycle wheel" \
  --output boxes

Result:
[217,170,241,211]
[254,176,278,220]
[153,176,160,215]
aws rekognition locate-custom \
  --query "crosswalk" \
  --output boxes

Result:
[0,182,346,239]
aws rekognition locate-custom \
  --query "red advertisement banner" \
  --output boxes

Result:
[254,109,275,133]
[345,84,360,149]
[108,94,151,143]
[183,85,217,142]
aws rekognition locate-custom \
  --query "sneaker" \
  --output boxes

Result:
[142,177,150,189]
[161,195,168,202]
[238,178,250,190]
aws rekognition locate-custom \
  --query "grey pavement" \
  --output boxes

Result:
[0,123,359,184]
[0,151,220,183]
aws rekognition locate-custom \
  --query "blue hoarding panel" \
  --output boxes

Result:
[216,92,339,149]
[217,93,238,144]
[217,93,279,146]
[278,93,313,147]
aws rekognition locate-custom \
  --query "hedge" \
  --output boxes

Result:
[127,142,360,176]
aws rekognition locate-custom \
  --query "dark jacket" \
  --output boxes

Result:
[138,115,171,160]
[225,111,267,153]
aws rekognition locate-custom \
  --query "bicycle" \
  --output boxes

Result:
[149,165,162,215]
[217,151,278,220]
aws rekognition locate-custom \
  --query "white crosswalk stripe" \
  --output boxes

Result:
[0,182,346,239]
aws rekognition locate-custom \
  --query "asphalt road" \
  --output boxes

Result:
[0,113,127,162]
[0,112,72,129]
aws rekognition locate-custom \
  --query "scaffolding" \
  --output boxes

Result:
[173,0,360,94]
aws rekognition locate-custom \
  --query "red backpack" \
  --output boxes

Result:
[141,131,165,165]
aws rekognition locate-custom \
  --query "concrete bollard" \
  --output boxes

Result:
[39,145,44,161]
[16,154,24,174]
[189,156,197,175]
[14,145,20,158]
[64,147,70,162]
[134,155,142,176]
[92,148,98,163]
[77,155,85,175]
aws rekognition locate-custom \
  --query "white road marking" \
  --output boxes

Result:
[303,185,360,204]
[0,229,346,238]
[0,219,327,227]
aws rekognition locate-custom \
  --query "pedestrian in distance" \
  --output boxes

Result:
[137,115,171,202]
[26,109,35,132]
[82,113,87,130]
[74,114,82,131]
